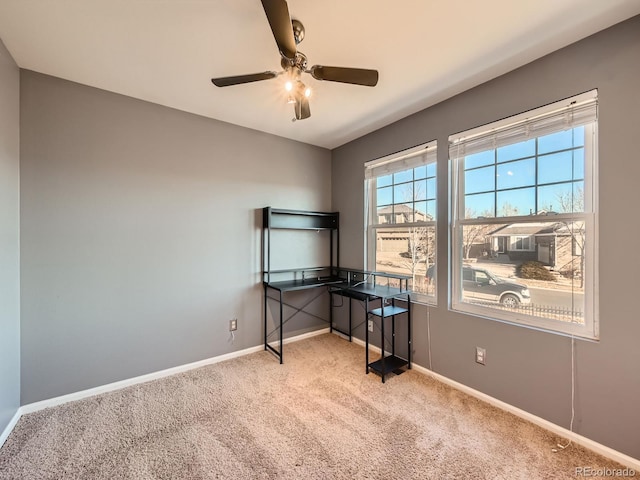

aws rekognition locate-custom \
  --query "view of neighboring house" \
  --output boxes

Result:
[487,220,584,277]
[373,205,435,296]
[375,202,585,287]
[376,204,431,225]
[375,206,434,261]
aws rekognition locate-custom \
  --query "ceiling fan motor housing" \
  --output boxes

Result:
[291,19,305,45]
[280,51,307,71]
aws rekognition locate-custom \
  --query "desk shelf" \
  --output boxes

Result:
[266,277,344,292]
[368,305,409,318]
[264,208,338,230]
[366,296,412,383]
[368,355,408,376]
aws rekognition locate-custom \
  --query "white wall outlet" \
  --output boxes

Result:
[367,320,374,332]
[229,319,238,331]
[476,347,486,365]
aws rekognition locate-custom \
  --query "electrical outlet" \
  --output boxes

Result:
[476,347,486,365]
[229,319,237,331]
[367,320,374,332]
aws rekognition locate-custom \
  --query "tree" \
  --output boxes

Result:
[462,208,494,260]
[555,186,584,213]
[499,201,520,217]
[401,225,435,294]
[555,187,586,288]
[395,181,436,294]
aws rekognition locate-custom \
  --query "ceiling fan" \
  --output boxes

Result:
[211,0,379,121]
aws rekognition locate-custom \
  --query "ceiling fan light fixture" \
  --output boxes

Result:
[210,0,379,121]
[294,80,311,100]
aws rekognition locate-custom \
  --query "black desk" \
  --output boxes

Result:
[263,272,344,363]
[329,277,412,383]
[264,268,412,382]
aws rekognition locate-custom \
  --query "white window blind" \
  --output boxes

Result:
[365,141,437,179]
[449,90,597,158]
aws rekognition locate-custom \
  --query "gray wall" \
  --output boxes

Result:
[0,39,20,435]
[332,16,640,459]
[20,71,331,404]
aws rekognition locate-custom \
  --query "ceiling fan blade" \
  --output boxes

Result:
[294,96,311,120]
[310,66,379,87]
[261,0,297,61]
[211,71,278,87]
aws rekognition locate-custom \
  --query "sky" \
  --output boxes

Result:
[374,126,587,220]
[463,127,585,217]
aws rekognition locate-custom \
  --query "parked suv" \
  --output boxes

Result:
[427,264,531,306]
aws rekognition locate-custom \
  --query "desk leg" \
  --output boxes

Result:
[380,302,385,384]
[329,290,333,335]
[391,298,396,358]
[263,284,268,352]
[279,290,283,364]
[408,294,412,369]
[348,296,352,342]
[365,298,369,374]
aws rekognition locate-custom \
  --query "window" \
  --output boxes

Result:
[512,236,534,251]
[450,91,598,339]
[572,237,583,257]
[365,142,437,303]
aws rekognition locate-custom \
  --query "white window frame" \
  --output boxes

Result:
[450,91,598,340]
[365,141,437,304]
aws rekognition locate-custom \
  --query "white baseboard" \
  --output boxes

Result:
[11,327,330,424]
[345,333,640,471]
[282,327,329,345]
[0,409,22,448]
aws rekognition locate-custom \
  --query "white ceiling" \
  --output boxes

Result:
[0,1,639,149]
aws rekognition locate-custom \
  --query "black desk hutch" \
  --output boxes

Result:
[262,206,412,383]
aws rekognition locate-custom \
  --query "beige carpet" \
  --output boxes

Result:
[0,333,633,479]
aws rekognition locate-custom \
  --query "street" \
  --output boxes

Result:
[528,287,584,310]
